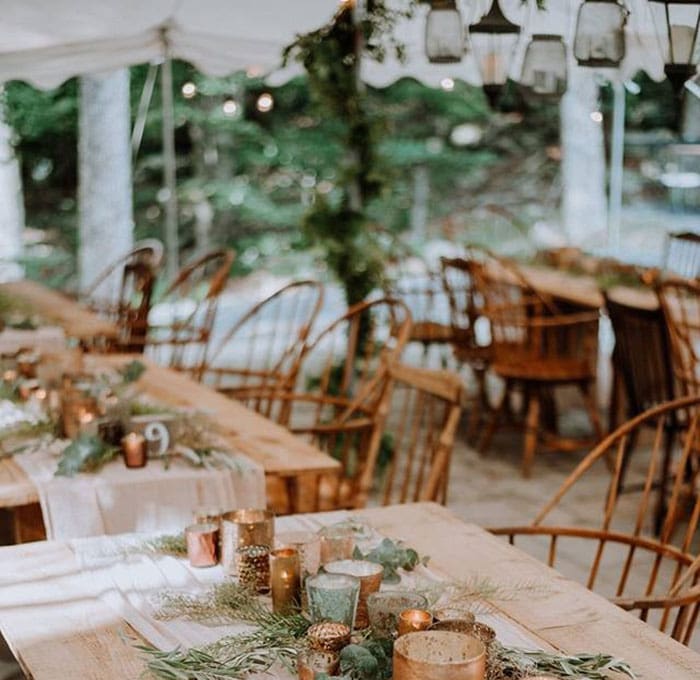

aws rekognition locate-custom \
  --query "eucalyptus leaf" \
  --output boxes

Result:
[55,434,118,477]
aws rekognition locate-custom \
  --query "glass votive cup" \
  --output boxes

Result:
[296,649,339,680]
[397,608,433,636]
[306,622,351,653]
[236,544,270,593]
[306,572,360,629]
[270,547,301,615]
[185,523,218,567]
[323,560,383,629]
[367,591,429,638]
[276,530,321,579]
[121,432,148,468]
[318,525,355,565]
[221,508,274,574]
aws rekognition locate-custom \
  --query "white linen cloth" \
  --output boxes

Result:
[15,447,265,540]
[67,511,546,670]
[0,326,65,354]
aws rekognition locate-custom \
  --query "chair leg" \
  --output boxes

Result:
[479,379,510,455]
[522,388,541,478]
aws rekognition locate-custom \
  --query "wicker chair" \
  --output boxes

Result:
[376,362,462,505]
[471,253,603,477]
[145,249,234,374]
[664,231,700,280]
[269,298,412,512]
[81,239,164,351]
[491,395,700,646]
[200,280,324,416]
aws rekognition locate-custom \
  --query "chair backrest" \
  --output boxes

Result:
[502,395,700,644]
[664,231,700,279]
[605,289,675,417]
[201,280,324,413]
[147,249,234,373]
[657,277,700,397]
[377,363,462,506]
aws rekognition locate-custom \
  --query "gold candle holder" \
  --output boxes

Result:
[121,432,147,468]
[323,559,383,629]
[221,508,274,574]
[270,547,301,614]
[236,544,270,593]
[276,530,321,579]
[306,622,351,653]
[193,506,224,526]
[393,631,486,680]
[296,649,339,680]
[397,609,433,636]
[61,393,99,439]
[185,523,219,567]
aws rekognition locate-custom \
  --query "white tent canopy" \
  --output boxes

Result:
[0,0,690,91]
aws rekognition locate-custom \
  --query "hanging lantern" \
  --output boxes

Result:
[649,1,700,97]
[573,0,628,68]
[468,0,521,107]
[425,0,464,63]
[520,34,567,98]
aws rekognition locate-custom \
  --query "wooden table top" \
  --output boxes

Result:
[0,279,118,341]
[0,503,696,680]
[0,354,339,509]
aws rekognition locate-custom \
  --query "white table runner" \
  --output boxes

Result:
[67,511,545,677]
[16,447,265,540]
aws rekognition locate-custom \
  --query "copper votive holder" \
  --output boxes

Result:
[270,547,301,614]
[323,559,383,629]
[185,523,219,567]
[393,631,486,680]
[221,508,274,574]
[318,525,355,565]
[236,544,270,593]
[276,530,321,579]
[397,608,433,636]
[296,649,339,680]
[121,432,147,468]
[306,622,351,653]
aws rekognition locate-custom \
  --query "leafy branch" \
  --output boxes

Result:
[352,537,429,584]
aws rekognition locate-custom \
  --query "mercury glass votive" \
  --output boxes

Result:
[185,523,219,567]
[397,608,433,636]
[306,622,351,653]
[236,544,270,593]
[323,560,383,629]
[393,631,486,680]
[296,649,339,680]
[432,608,476,624]
[318,525,355,565]
[306,572,360,629]
[276,530,321,579]
[221,508,274,574]
[121,432,147,468]
[367,592,429,638]
[270,547,301,614]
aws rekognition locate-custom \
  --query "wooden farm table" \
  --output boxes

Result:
[0,355,340,523]
[0,279,118,343]
[0,503,697,680]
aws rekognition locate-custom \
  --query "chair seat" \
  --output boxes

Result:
[493,356,593,382]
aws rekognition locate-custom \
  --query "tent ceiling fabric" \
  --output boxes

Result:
[0,0,693,90]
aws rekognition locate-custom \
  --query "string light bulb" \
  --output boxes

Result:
[181,82,196,99]
[222,98,240,117]
[256,93,274,113]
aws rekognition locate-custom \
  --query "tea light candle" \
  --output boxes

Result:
[185,523,219,567]
[397,609,433,636]
[270,547,301,614]
[121,432,147,468]
[306,622,351,653]
[236,544,270,593]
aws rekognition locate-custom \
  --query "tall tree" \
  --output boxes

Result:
[78,69,133,299]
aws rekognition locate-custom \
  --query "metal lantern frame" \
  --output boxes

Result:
[520,33,568,99]
[573,0,629,68]
[468,0,521,107]
[425,0,465,64]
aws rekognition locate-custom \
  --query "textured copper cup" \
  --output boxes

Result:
[393,631,486,680]
[306,622,351,653]
[296,649,339,680]
[323,559,383,629]
[121,432,147,468]
[397,609,433,636]
[270,547,301,614]
[185,523,218,567]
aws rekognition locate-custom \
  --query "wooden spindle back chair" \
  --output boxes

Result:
[274,298,412,511]
[470,253,603,476]
[376,363,462,506]
[146,249,234,374]
[657,277,700,398]
[491,394,700,645]
[664,231,700,280]
[82,239,164,351]
[200,280,324,416]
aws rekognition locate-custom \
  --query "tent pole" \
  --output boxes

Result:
[608,80,625,256]
[161,57,179,280]
[132,62,158,158]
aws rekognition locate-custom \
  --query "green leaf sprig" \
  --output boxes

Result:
[55,434,118,477]
[353,537,429,584]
